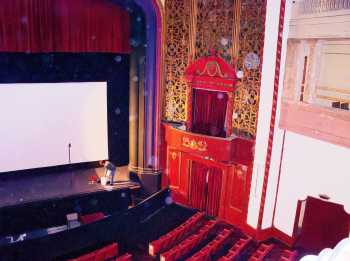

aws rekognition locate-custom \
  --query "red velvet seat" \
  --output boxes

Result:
[94,243,118,261]
[160,220,217,261]
[148,212,205,256]
[68,243,118,261]
[218,236,252,261]
[80,212,105,225]
[187,228,233,261]
[116,253,132,261]
[69,252,96,261]
[248,243,274,261]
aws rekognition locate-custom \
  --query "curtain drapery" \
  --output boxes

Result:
[189,161,223,217]
[206,167,222,217]
[189,161,208,211]
[0,0,130,53]
[192,89,228,137]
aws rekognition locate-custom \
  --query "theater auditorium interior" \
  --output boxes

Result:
[0,0,349,260]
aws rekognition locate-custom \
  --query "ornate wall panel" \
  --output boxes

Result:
[163,0,267,137]
[195,0,235,64]
[163,0,191,122]
[233,0,266,137]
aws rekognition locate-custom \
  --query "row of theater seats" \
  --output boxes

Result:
[68,213,131,261]
[67,243,132,261]
[148,212,299,261]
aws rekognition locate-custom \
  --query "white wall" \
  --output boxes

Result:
[274,131,350,235]
[247,0,283,228]
[0,82,108,172]
[261,0,350,235]
[289,8,350,39]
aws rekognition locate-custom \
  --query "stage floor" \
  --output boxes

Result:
[0,166,140,208]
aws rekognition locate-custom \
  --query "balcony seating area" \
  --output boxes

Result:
[148,212,205,256]
[0,188,308,261]
[63,210,302,261]
[159,220,218,261]
[143,211,301,261]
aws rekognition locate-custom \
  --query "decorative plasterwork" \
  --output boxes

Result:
[195,0,236,64]
[182,136,208,152]
[233,0,267,137]
[163,0,191,122]
[163,0,267,138]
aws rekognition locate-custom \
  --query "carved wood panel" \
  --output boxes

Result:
[195,0,235,64]
[163,0,191,122]
[233,0,266,137]
[163,0,267,137]
[223,165,250,226]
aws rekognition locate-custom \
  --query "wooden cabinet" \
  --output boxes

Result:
[162,124,253,227]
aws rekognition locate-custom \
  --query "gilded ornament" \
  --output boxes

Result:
[182,136,208,152]
[171,152,177,160]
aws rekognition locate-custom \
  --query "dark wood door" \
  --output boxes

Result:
[223,165,250,227]
[167,149,189,204]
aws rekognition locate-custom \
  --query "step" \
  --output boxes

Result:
[148,212,205,256]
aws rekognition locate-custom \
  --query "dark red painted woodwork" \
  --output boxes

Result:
[167,148,181,190]
[163,123,253,227]
[164,124,254,164]
[294,197,350,252]
[162,56,254,229]
[223,165,251,228]
[184,55,237,90]
[166,149,190,205]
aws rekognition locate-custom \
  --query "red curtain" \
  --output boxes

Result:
[189,162,223,217]
[189,161,208,211]
[192,89,228,137]
[0,0,130,53]
[206,167,222,217]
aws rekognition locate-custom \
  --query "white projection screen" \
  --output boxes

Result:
[0,82,109,173]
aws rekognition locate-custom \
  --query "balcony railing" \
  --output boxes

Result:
[297,0,350,14]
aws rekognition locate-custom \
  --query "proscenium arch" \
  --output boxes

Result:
[114,0,164,193]
[133,0,164,171]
